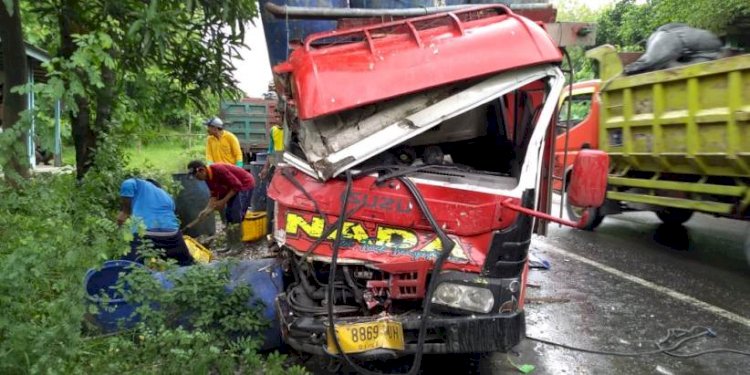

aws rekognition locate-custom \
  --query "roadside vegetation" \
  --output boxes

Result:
[0,138,307,374]
[2,0,748,373]
[0,0,307,373]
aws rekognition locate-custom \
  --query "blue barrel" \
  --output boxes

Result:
[84,260,144,332]
[249,160,268,211]
[173,173,215,237]
[260,0,350,67]
[255,152,269,163]
[248,161,266,181]
[84,259,284,350]
[226,259,284,350]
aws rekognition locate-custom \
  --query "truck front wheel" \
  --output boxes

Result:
[655,208,693,225]
[565,189,604,230]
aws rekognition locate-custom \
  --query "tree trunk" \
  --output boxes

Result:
[93,61,116,137]
[0,0,31,181]
[59,2,97,179]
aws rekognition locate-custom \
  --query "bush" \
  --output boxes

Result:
[0,143,305,374]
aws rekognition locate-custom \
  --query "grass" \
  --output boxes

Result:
[126,140,204,173]
[61,137,205,174]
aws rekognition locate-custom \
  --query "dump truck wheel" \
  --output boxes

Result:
[565,189,604,231]
[655,208,693,225]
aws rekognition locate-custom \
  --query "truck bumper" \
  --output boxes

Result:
[276,295,525,359]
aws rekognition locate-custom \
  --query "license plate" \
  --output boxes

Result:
[327,320,405,354]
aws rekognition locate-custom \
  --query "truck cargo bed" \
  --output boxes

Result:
[589,45,750,178]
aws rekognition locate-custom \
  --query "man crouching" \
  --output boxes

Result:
[187,160,255,252]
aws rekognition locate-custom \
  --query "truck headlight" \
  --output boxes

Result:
[432,283,494,313]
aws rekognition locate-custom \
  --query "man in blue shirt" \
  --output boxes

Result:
[117,178,194,266]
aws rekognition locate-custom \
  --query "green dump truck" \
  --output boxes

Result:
[558,45,750,257]
[220,98,280,161]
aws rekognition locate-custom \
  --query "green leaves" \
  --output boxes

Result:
[18,0,259,179]
[594,0,750,51]
[0,170,306,373]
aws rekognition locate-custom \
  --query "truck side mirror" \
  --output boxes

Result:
[568,149,609,208]
[499,150,608,230]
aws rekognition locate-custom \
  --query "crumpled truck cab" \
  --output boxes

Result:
[266,5,575,358]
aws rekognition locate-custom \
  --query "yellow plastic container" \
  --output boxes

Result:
[242,211,268,242]
[183,235,213,264]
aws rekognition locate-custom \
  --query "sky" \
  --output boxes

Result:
[232,18,274,98]
[233,0,618,97]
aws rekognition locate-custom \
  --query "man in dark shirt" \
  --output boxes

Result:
[187,160,255,251]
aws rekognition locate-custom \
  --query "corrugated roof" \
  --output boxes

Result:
[0,40,51,83]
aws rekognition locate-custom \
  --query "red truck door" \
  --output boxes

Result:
[553,80,601,193]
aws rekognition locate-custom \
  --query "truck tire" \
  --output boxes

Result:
[655,208,693,225]
[565,188,605,231]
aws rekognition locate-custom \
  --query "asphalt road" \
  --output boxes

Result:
[484,198,750,375]
[302,197,750,374]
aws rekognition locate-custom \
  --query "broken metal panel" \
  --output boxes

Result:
[296,85,454,166]
[288,64,563,180]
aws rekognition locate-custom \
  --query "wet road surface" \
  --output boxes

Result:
[300,197,750,374]
[488,199,750,374]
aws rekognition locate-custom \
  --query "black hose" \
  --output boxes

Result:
[394,176,455,375]
[343,266,364,305]
[282,162,455,374]
[526,326,750,358]
[300,203,365,263]
[282,168,328,227]
[326,170,456,375]
[397,177,454,251]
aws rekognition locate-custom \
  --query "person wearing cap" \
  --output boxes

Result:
[117,177,194,266]
[186,160,255,251]
[204,117,244,167]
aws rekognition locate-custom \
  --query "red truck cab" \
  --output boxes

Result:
[553,80,601,193]
[265,5,606,362]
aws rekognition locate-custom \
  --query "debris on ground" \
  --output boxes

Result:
[529,252,551,270]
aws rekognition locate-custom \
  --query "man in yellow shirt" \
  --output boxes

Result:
[204,117,243,167]
[259,123,283,179]
[260,123,284,235]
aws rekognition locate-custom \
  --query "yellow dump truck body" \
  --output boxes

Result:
[587,45,750,217]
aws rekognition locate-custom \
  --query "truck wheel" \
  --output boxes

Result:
[655,208,693,225]
[565,189,604,231]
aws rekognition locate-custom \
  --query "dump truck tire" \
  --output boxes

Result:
[655,208,693,225]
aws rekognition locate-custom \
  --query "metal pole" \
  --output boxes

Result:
[188,116,193,149]
[559,48,574,224]
[264,3,552,20]
[54,99,61,167]
[27,65,36,167]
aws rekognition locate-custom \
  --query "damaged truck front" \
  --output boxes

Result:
[266,5,605,361]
